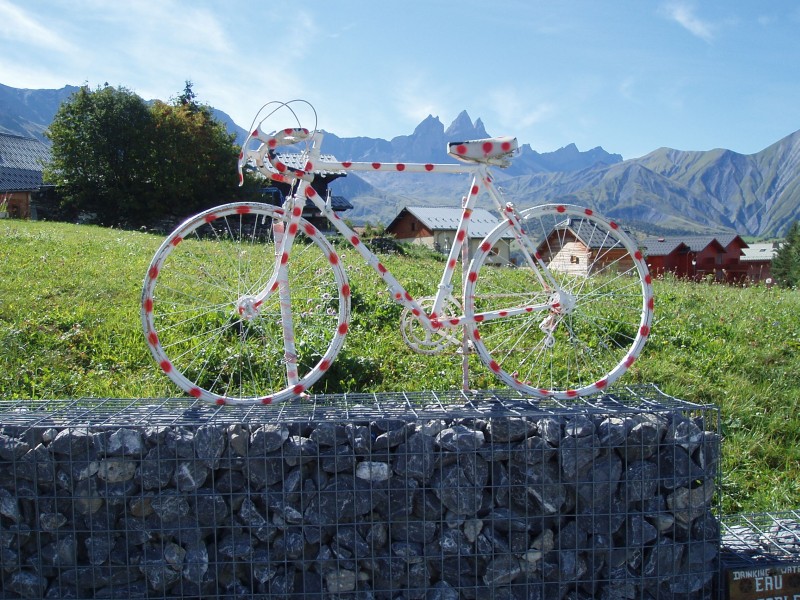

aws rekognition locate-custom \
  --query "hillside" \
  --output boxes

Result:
[2,83,799,236]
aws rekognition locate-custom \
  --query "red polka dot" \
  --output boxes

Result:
[625,355,636,367]
[189,387,202,398]
[305,161,313,171]
[159,360,172,373]
[471,185,479,196]
[499,311,508,317]
[645,274,652,284]
[489,360,500,373]
[305,186,317,197]
[342,284,350,297]
[281,252,289,265]
[412,308,420,317]
[378,263,387,274]
[252,130,259,137]
[648,297,655,310]
[216,398,226,406]
[275,162,286,173]
[404,291,412,302]
[170,236,182,246]
[147,331,158,346]
[342,161,352,168]
[148,266,158,280]
[329,253,339,265]
[448,259,456,270]
[292,384,305,395]
[481,241,491,252]
[288,223,298,235]
[473,330,481,341]
[236,206,251,214]
[566,389,578,398]
[338,323,349,335]
[350,235,360,245]
[204,214,216,223]
[143,298,153,313]
[468,272,477,282]
[284,128,294,135]
[584,208,593,216]
[456,144,467,155]
[610,221,619,229]
[320,359,331,371]
[474,315,484,323]
[456,230,466,242]
[634,250,643,260]
[501,141,511,151]
[396,164,405,171]
[482,141,493,154]
[305,224,316,235]
[261,397,273,405]
[556,206,566,213]
[371,162,381,169]
[640,325,650,336]
[425,164,434,171]
[293,206,302,216]
[450,319,460,326]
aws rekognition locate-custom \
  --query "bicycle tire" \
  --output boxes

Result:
[465,204,653,398]
[141,202,350,404]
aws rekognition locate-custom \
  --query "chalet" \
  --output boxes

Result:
[740,242,779,282]
[0,133,50,219]
[642,234,746,282]
[385,206,511,263]
[261,152,352,230]
[536,218,635,276]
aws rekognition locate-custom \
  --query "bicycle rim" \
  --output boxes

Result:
[465,204,653,398]
[141,202,350,404]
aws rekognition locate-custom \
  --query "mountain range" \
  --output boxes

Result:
[2,83,798,236]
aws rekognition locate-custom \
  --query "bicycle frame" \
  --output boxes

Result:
[250,132,559,341]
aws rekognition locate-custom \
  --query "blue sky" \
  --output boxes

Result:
[2,0,799,159]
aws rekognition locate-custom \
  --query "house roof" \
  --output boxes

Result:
[388,206,506,239]
[642,235,727,255]
[555,218,630,250]
[740,242,779,262]
[0,133,50,193]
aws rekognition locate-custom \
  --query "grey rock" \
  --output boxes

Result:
[657,446,704,490]
[326,568,358,593]
[487,417,534,442]
[0,487,21,522]
[433,463,483,516]
[138,445,175,489]
[172,460,208,491]
[393,431,436,482]
[250,423,289,454]
[356,460,391,481]
[483,555,523,586]
[85,536,114,565]
[10,570,48,598]
[151,492,190,521]
[99,428,144,456]
[194,424,226,469]
[436,425,485,452]
[49,429,94,455]
[97,458,137,483]
[39,511,68,531]
[164,427,195,458]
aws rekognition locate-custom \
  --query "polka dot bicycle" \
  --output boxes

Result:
[141,100,654,405]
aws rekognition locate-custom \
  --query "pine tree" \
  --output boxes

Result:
[772,221,800,287]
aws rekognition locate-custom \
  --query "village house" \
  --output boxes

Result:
[261,152,352,230]
[534,217,637,276]
[739,242,780,282]
[0,133,51,219]
[385,206,511,263]
[642,234,751,282]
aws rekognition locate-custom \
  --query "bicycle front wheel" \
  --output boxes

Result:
[465,204,653,398]
[141,202,350,405]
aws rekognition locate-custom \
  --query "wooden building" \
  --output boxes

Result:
[536,218,635,276]
[0,133,51,219]
[386,206,511,263]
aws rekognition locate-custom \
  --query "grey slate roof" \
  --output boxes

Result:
[0,133,50,192]
[740,242,778,262]
[642,235,728,255]
[556,218,627,249]
[396,206,506,239]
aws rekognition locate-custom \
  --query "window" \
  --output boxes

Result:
[570,255,580,264]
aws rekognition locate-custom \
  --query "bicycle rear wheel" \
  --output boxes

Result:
[465,204,653,398]
[141,202,350,404]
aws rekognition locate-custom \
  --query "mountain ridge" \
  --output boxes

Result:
[2,83,798,236]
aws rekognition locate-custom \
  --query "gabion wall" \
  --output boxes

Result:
[0,386,719,599]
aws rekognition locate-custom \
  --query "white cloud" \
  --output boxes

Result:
[660,1,715,42]
[0,0,77,52]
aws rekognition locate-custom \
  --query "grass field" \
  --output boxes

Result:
[1,218,798,514]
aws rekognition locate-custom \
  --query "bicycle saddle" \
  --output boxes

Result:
[447,136,518,167]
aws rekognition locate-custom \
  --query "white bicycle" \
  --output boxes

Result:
[141,101,654,405]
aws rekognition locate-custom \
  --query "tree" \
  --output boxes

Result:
[44,85,154,225]
[772,220,800,287]
[44,82,248,227]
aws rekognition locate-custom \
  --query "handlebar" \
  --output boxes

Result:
[238,127,313,186]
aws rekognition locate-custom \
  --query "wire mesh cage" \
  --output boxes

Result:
[720,510,800,599]
[0,384,720,599]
